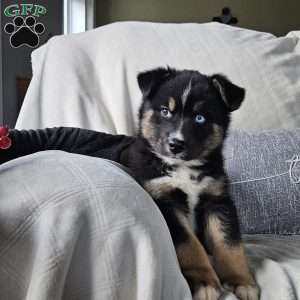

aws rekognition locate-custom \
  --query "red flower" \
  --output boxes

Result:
[0,126,11,150]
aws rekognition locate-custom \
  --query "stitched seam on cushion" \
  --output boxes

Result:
[246,230,300,235]
[230,171,289,184]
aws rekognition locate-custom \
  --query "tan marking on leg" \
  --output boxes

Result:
[176,235,220,290]
[176,213,221,294]
[214,245,255,285]
[206,215,256,286]
[206,216,224,247]
[168,97,176,112]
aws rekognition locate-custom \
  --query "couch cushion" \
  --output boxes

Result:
[224,128,300,234]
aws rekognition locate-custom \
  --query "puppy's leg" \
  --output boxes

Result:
[176,226,221,300]
[199,197,259,300]
[156,196,221,300]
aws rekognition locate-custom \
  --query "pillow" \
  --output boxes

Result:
[224,128,300,235]
[17,22,300,132]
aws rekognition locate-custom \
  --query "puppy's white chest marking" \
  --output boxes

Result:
[144,164,225,230]
[167,166,207,209]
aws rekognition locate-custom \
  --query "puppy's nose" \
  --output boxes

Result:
[169,138,185,154]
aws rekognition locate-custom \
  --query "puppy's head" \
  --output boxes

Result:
[137,67,245,161]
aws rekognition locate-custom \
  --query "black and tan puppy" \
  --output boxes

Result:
[0,67,259,300]
[134,68,259,300]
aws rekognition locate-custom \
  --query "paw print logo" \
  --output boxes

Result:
[4,16,45,48]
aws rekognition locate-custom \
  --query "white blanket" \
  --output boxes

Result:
[0,151,300,300]
[16,22,300,131]
[0,152,192,300]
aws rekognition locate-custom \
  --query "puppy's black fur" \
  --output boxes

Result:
[130,67,243,244]
[0,67,258,300]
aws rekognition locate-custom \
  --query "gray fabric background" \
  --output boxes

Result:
[224,129,300,235]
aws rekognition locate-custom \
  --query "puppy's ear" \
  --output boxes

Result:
[137,67,175,98]
[211,74,245,112]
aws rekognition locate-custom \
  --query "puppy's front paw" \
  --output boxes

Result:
[185,267,221,300]
[235,285,259,300]
[224,283,259,300]
[193,285,221,300]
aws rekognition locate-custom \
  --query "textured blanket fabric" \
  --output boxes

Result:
[0,151,299,300]
[0,151,191,300]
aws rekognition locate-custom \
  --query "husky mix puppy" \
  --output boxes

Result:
[131,67,259,300]
[0,67,259,300]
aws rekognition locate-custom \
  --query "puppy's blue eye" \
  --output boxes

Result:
[195,114,206,124]
[160,107,172,118]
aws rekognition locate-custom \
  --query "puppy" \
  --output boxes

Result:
[132,67,259,300]
[0,67,259,300]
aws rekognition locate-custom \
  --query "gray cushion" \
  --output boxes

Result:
[224,129,300,234]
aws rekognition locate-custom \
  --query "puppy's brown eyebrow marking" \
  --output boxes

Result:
[168,97,176,112]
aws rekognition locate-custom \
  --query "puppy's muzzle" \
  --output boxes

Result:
[168,138,185,154]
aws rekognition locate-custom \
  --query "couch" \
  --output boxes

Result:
[1,22,300,299]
